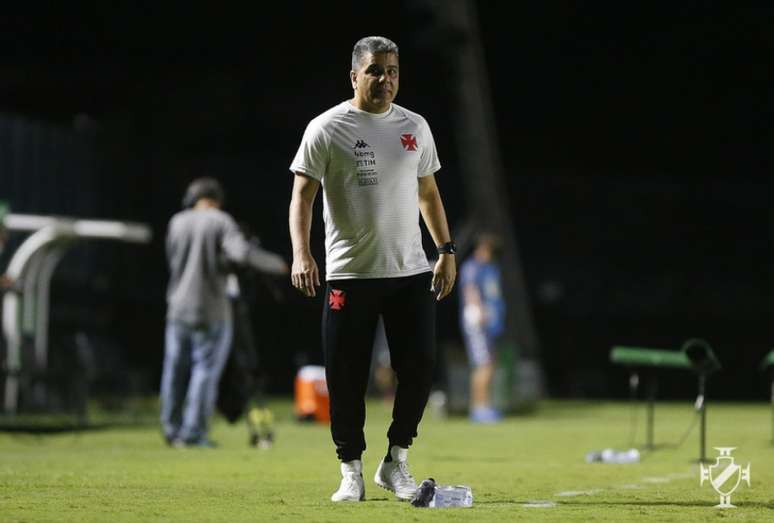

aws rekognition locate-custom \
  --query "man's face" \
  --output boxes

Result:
[350,52,399,112]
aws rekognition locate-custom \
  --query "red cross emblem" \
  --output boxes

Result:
[329,289,346,310]
[400,133,418,151]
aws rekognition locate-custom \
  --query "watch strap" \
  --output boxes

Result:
[437,241,457,254]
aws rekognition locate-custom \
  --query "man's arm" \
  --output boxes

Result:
[289,173,321,297]
[221,219,288,275]
[245,246,289,275]
[462,283,488,327]
[418,174,456,301]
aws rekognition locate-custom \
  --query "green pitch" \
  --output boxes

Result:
[1,400,772,522]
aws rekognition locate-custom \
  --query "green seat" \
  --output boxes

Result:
[610,340,719,461]
[610,346,691,369]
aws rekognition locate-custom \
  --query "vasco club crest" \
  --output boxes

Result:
[328,289,346,311]
[700,447,751,508]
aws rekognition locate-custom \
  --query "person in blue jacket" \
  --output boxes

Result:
[459,232,505,423]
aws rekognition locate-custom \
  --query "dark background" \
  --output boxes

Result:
[1,2,771,401]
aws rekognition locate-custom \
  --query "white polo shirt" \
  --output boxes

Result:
[290,101,441,280]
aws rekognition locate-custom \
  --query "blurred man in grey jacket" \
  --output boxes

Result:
[161,177,286,447]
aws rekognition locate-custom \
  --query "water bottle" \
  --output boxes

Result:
[430,485,473,508]
[585,448,640,464]
[411,479,474,508]
[410,478,437,507]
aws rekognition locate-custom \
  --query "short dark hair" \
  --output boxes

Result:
[351,36,399,71]
[182,177,225,208]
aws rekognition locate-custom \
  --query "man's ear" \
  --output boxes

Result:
[350,70,357,90]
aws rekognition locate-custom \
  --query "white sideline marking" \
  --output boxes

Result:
[523,501,557,508]
[665,472,693,479]
[555,489,604,497]
[554,471,693,499]
[641,472,692,484]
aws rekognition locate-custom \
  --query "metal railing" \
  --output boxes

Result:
[2,213,152,414]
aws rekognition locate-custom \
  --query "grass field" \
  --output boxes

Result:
[1,399,773,522]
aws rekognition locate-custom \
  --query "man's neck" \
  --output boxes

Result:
[475,251,491,263]
[350,97,390,114]
[194,199,218,210]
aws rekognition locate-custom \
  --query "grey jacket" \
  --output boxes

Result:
[165,208,285,327]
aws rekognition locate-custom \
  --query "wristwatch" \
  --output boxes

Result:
[437,241,457,255]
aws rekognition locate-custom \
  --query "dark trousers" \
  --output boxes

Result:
[322,272,436,462]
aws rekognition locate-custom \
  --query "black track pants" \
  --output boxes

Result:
[322,272,436,462]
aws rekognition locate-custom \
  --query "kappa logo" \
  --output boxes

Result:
[400,133,418,151]
[329,289,346,310]
[353,140,370,149]
[700,447,751,508]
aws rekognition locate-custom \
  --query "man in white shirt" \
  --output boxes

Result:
[289,36,456,502]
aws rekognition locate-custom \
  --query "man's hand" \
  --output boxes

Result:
[430,253,456,301]
[291,252,320,297]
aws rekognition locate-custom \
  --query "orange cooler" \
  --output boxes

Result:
[294,365,330,423]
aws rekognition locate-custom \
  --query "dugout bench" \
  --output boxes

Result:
[1,212,151,417]
[610,339,721,463]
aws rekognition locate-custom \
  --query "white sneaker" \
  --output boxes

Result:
[331,460,365,502]
[374,446,417,501]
